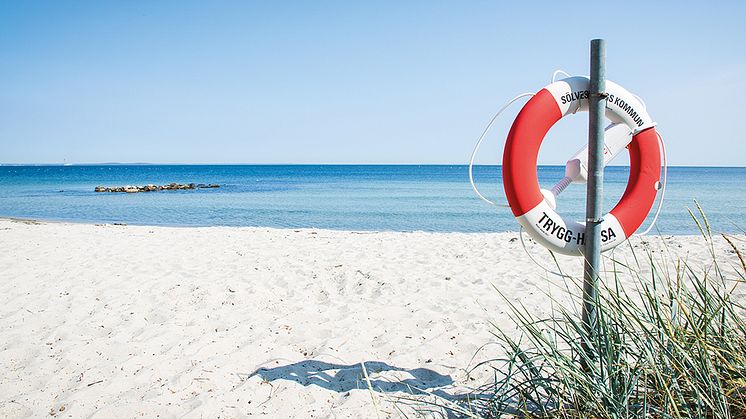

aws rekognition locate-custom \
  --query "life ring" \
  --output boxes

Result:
[502,76,661,256]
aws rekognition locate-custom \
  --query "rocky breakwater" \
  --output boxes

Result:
[94,183,220,193]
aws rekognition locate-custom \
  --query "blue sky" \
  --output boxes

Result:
[1,1,745,165]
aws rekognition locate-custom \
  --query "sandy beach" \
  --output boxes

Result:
[0,218,743,418]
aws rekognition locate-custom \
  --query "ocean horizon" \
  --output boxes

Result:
[0,164,743,235]
[2,163,746,167]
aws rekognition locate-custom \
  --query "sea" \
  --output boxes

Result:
[0,165,743,235]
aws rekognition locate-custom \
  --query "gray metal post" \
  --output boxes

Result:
[581,39,606,366]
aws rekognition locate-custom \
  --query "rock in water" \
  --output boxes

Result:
[93,183,220,193]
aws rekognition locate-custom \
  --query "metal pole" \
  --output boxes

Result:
[581,39,605,366]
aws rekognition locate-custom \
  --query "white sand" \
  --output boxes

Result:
[0,218,743,418]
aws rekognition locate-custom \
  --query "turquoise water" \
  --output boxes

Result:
[0,165,743,234]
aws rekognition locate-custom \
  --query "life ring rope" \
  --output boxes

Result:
[468,92,534,208]
[552,69,571,83]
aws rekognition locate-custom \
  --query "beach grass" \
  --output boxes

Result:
[408,205,746,418]
[474,205,746,418]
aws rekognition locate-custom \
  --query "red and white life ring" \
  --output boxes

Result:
[502,76,661,256]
